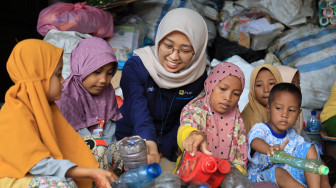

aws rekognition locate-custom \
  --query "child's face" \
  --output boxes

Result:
[158,31,194,73]
[82,63,114,95]
[254,69,277,107]
[47,58,64,102]
[210,76,242,114]
[267,91,301,134]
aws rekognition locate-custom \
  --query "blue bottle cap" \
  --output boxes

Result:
[127,139,135,145]
[147,163,162,178]
[311,110,316,116]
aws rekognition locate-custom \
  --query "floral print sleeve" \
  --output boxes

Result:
[180,91,208,131]
[231,116,248,169]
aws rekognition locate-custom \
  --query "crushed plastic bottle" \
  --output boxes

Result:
[221,161,253,188]
[188,181,211,188]
[270,150,329,175]
[111,163,162,188]
[154,172,181,188]
[119,136,148,172]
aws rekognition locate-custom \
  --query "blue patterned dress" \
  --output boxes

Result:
[247,123,319,187]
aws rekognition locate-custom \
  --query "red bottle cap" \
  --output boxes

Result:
[202,160,217,173]
[217,160,231,174]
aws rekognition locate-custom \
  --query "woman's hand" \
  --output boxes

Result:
[146,140,160,164]
[183,131,212,156]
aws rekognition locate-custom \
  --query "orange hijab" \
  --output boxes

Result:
[241,64,282,133]
[0,39,98,187]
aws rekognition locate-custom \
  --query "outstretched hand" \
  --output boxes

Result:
[267,138,290,157]
[91,168,118,188]
[183,131,212,156]
[66,166,119,188]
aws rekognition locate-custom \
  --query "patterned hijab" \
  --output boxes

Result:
[180,62,248,168]
[0,39,97,187]
[277,65,304,134]
[134,8,208,89]
[56,37,122,130]
[241,64,282,133]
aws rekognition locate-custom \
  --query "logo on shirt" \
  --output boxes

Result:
[179,90,192,95]
[147,87,156,92]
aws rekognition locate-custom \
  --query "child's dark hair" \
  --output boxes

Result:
[268,83,302,107]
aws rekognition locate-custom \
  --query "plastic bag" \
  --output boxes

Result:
[131,0,218,43]
[37,2,114,38]
[235,0,316,27]
[43,29,92,79]
[268,24,336,109]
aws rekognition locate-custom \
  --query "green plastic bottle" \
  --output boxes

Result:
[270,150,329,175]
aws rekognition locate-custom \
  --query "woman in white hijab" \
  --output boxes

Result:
[116,8,208,169]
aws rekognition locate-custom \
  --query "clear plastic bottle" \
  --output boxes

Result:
[188,181,211,188]
[270,150,329,175]
[221,161,253,188]
[111,163,162,188]
[154,172,181,188]
[306,110,321,132]
[119,136,148,172]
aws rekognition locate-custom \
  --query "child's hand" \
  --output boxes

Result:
[91,168,118,188]
[267,138,290,157]
[183,131,212,156]
[66,166,118,188]
[146,140,160,164]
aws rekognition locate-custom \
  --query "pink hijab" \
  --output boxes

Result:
[56,37,122,130]
[180,62,248,168]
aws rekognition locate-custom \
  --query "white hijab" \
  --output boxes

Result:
[134,8,208,89]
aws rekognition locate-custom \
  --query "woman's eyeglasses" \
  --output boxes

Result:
[159,42,194,60]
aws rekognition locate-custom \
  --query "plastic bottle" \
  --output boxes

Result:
[306,110,321,132]
[111,163,162,188]
[188,181,211,188]
[154,172,181,188]
[119,136,148,172]
[176,151,217,184]
[206,158,231,187]
[270,150,329,175]
[92,118,104,137]
[176,151,230,188]
[221,161,253,188]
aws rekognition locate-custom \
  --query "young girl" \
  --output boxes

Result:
[277,65,304,135]
[116,8,208,169]
[56,37,122,146]
[247,83,325,188]
[177,62,248,170]
[0,39,116,188]
[56,37,146,175]
[241,64,282,133]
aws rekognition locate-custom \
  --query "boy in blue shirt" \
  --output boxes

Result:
[247,83,326,187]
